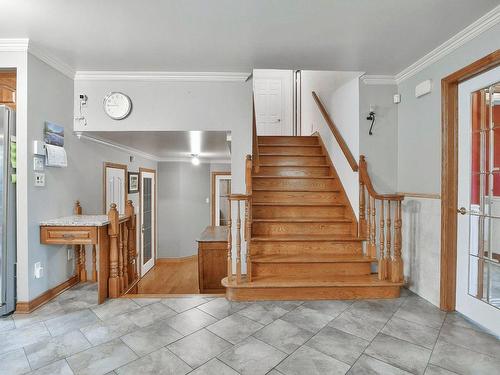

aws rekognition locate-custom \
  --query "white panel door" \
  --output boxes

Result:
[140,170,156,276]
[254,78,284,135]
[105,166,126,214]
[457,66,500,336]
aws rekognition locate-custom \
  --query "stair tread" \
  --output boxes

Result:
[260,153,325,157]
[253,218,352,223]
[223,274,403,288]
[259,144,321,147]
[252,254,376,263]
[252,235,363,242]
[252,202,345,207]
[258,164,330,167]
[253,176,336,179]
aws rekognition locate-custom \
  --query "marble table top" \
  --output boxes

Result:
[40,214,128,227]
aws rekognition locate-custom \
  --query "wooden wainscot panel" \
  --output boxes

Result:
[40,226,98,245]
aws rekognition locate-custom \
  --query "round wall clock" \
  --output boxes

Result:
[103,92,132,120]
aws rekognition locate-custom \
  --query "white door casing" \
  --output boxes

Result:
[140,170,156,276]
[104,165,126,214]
[457,65,500,336]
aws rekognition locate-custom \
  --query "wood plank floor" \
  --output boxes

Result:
[132,256,200,294]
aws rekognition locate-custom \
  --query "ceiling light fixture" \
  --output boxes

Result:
[191,154,200,166]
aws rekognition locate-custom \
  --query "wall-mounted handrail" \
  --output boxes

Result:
[252,98,260,173]
[312,91,358,172]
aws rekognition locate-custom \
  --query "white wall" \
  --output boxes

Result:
[26,55,157,301]
[74,79,252,194]
[157,161,210,258]
[301,70,363,217]
[359,83,398,193]
[396,22,500,307]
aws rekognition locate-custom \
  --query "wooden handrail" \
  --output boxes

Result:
[252,98,260,173]
[312,91,358,172]
[359,155,403,201]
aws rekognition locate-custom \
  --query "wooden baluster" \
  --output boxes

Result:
[246,197,252,282]
[91,245,97,282]
[122,222,129,288]
[125,200,136,282]
[391,201,404,283]
[227,199,233,282]
[378,200,387,280]
[236,200,242,284]
[368,196,377,258]
[74,201,82,281]
[108,203,120,298]
[359,181,367,238]
[118,222,124,292]
[74,201,88,282]
[386,201,392,280]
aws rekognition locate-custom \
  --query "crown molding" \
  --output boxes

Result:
[395,5,500,84]
[74,71,251,82]
[361,75,396,85]
[0,38,29,52]
[78,132,230,163]
[28,43,75,79]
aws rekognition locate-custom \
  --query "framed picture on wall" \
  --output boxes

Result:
[128,172,139,194]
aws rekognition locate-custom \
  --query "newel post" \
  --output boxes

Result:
[108,203,120,298]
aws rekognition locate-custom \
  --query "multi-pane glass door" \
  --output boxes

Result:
[140,171,156,276]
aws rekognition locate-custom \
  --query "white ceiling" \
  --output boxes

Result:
[86,131,231,161]
[1,0,498,75]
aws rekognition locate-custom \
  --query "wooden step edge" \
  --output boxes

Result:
[251,255,377,263]
[252,188,340,193]
[258,164,331,168]
[252,202,346,207]
[259,144,322,148]
[253,218,353,223]
[258,136,318,139]
[252,175,337,179]
[222,275,403,288]
[251,236,365,242]
[259,153,326,157]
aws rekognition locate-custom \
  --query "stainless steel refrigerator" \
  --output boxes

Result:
[0,105,16,316]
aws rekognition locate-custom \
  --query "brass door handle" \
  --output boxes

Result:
[457,207,467,215]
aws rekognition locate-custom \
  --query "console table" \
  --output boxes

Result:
[197,226,228,293]
[40,201,137,304]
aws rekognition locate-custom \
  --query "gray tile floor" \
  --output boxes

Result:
[1,283,499,375]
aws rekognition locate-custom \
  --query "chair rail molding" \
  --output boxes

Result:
[74,71,251,82]
[395,5,500,84]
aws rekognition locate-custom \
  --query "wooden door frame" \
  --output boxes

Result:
[103,162,128,214]
[440,49,500,311]
[210,171,231,225]
[139,167,157,277]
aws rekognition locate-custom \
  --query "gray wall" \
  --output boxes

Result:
[157,161,210,258]
[26,55,157,301]
[359,82,398,193]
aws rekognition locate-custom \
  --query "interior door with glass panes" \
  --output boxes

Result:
[140,170,156,276]
[457,66,500,336]
[215,174,231,226]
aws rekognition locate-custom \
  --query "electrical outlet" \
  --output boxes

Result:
[34,262,43,279]
[34,173,45,187]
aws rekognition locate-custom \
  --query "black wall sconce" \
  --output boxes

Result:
[367,105,376,135]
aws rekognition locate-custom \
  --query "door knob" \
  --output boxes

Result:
[457,207,467,215]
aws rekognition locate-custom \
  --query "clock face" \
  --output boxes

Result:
[103,92,132,120]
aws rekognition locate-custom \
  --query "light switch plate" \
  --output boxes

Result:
[34,262,43,279]
[33,156,44,171]
[34,172,45,187]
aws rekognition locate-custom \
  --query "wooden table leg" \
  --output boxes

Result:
[92,245,97,282]
[75,245,81,282]
[79,245,87,282]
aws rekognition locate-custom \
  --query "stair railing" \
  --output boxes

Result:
[312,91,358,172]
[252,98,260,173]
[359,155,404,282]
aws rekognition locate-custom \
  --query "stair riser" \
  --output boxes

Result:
[259,145,323,155]
[256,166,330,177]
[253,191,342,204]
[226,286,401,301]
[258,136,319,146]
[252,262,371,279]
[253,205,346,219]
[251,241,363,256]
[253,178,339,191]
[252,222,355,236]
[259,156,327,166]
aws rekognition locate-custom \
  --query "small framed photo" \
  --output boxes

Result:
[128,172,139,194]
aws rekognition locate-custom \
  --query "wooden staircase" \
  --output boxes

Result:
[222,135,403,301]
